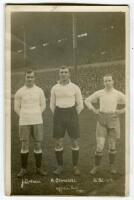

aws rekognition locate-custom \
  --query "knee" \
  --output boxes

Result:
[71,139,79,151]
[96,137,105,155]
[109,149,117,154]
[55,138,63,151]
[21,141,29,153]
[108,138,116,152]
[96,144,104,155]
[34,142,42,153]
[108,140,117,154]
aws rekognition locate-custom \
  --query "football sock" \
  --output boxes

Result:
[109,152,116,165]
[55,150,63,166]
[72,150,79,167]
[21,152,29,169]
[95,154,102,166]
[34,153,42,168]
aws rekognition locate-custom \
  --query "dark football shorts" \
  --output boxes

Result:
[19,124,43,142]
[53,106,80,139]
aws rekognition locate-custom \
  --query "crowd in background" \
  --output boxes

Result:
[77,63,125,98]
[11,62,125,100]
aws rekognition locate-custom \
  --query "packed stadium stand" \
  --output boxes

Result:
[11,12,125,98]
[11,60,125,100]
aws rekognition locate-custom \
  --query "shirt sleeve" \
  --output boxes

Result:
[75,86,84,114]
[117,91,125,105]
[14,90,21,116]
[40,89,46,112]
[84,91,99,110]
[50,87,56,114]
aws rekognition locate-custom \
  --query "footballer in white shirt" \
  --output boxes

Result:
[14,70,47,177]
[50,66,83,176]
[85,74,125,175]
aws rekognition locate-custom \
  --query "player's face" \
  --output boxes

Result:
[59,68,70,82]
[103,76,114,89]
[25,72,35,87]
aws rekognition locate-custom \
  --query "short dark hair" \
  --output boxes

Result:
[103,73,113,79]
[59,66,70,72]
[25,69,35,76]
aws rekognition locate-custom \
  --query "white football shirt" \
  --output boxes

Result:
[14,85,46,125]
[85,88,125,113]
[50,81,83,114]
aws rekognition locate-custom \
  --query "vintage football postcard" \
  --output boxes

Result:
[5,5,129,196]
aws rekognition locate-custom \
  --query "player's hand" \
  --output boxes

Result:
[92,108,100,115]
[115,109,124,115]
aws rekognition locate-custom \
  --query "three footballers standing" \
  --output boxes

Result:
[14,68,125,177]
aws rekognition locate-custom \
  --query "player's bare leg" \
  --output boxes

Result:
[71,138,80,176]
[34,142,47,176]
[17,141,29,178]
[53,138,63,175]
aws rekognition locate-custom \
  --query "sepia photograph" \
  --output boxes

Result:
[5,5,129,196]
